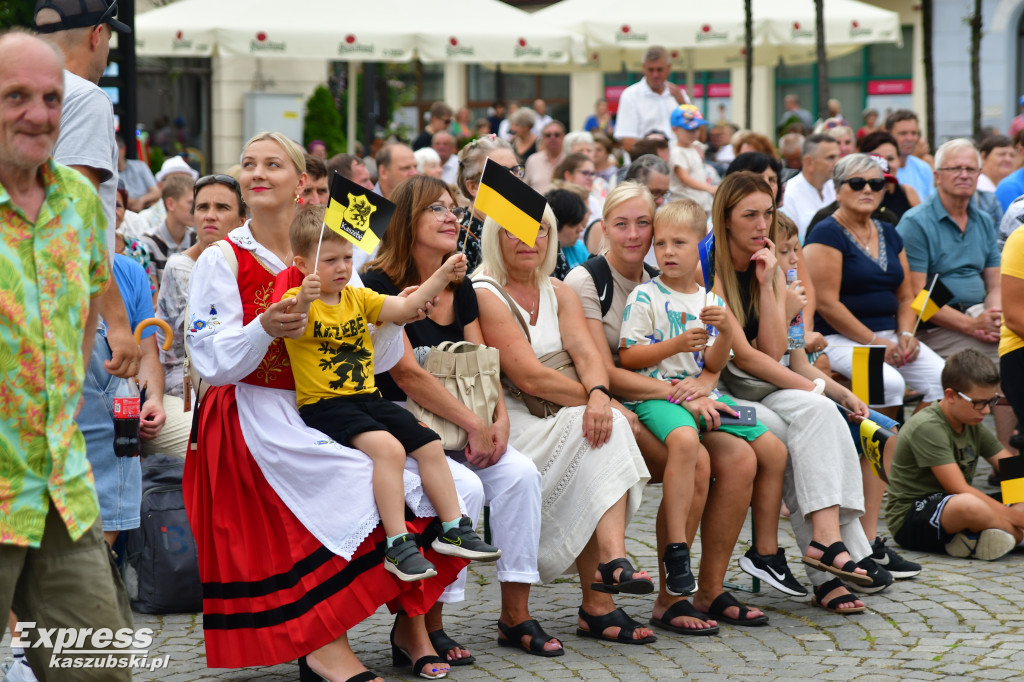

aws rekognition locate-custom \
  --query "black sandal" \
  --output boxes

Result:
[298,657,379,682]
[801,540,873,586]
[427,628,475,666]
[812,577,867,614]
[590,557,654,595]
[704,592,769,627]
[576,606,657,645]
[497,619,565,657]
[648,600,720,636]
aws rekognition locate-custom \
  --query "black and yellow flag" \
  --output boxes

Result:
[998,455,1024,505]
[911,273,954,323]
[474,158,546,246]
[324,171,395,254]
[858,418,894,483]
[851,345,885,405]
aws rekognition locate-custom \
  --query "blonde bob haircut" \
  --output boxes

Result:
[241,131,306,175]
[712,171,779,331]
[477,204,559,287]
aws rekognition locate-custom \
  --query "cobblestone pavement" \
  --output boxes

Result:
[7,460,1024,681]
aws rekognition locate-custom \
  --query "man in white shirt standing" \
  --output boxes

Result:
[614,46,689,155]
[781,133,840,241]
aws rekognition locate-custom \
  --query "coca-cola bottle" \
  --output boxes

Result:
[112,379,141,458]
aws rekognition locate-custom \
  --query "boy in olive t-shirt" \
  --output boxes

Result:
[884,349,1024,560]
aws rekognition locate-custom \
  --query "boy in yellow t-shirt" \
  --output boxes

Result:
[282,205,500,581]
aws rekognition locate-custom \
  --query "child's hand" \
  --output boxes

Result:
[443,253,468,282]
[299,273,321,303]
[785,277,807,320]
[700,305,729,332]
[676,327,710,353]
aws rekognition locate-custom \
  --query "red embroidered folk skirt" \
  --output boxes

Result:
[183,384,466,668]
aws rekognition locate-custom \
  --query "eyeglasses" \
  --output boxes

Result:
[956,391,1002,411]
[504,164,526,179]
[937,166,982,177]
[426,205,468,221]
[650,189,672,200]
[194,173,245,205]
[543,132,564,139]
[841,177,886,192]
[502,222,551,240]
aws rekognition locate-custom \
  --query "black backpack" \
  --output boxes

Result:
[579,255,659,317]
[122,454,202,614]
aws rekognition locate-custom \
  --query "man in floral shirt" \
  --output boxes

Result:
[0,31,133,679]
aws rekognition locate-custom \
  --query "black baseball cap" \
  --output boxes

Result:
[34,0,131,35]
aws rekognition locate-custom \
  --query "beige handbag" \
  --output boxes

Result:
[406,341,502,451]
[476,277,579,418]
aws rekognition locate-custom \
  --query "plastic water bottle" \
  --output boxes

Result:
[112,379,141,458]
[786,269,804,351]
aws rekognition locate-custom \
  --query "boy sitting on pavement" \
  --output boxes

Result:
[884,349,1024,560]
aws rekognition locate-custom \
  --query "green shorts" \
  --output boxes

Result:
[630,394,767,443]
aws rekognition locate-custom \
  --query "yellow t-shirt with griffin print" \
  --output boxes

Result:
[282,285,388,407]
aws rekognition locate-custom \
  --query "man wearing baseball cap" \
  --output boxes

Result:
[35,0,142,386]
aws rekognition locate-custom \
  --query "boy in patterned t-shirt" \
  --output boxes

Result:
[282,205,499,581]
[619,199,805,600]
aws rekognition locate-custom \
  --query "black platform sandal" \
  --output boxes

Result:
[576,606,657,645]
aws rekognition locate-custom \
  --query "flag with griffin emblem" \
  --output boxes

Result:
[323,171,395,254]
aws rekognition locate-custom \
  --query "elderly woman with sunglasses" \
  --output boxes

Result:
[803,153,945,415]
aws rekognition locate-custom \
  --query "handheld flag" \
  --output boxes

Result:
[323,171,395,255]
[911,273,954,324]
[858,418,894,483]
[698,231,715,293]
[998,455,1024,505]
[474,158,546,246]
[851,345,885,405]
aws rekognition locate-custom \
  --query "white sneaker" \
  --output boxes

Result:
[945,529,1016,561]
[3,656,38,682]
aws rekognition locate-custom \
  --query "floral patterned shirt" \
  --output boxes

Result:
[0,160,110,547]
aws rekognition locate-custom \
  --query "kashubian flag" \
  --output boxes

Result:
[911,273,954,323]
[474,158,546,246]
[323,171,395,254]
[998,455,1024,505]
[851,345,885,405]
[858,418,894,483]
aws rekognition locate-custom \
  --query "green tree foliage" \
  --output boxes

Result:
[304,85,345,157]
[0,2,34,30]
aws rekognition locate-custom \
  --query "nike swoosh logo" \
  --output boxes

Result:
[443,537,463,546]
[598,283,608,302]
[767,566,787,582]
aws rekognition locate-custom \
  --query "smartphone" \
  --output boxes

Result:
[717,405,757,426]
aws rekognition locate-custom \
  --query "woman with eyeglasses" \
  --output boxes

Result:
[454,135,524,273]
[362,175,556,664]
[804,153,945,417]
[185,133,462,682]
[472,206,653,647]
[507,107,539,165]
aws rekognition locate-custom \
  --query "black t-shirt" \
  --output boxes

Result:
[411,130,434,151]
[735,267,761,343]
[361,268,480,400]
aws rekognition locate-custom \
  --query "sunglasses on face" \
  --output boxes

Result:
[841,177,885,192]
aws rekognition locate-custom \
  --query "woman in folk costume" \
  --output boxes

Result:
[185,131,465,682]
